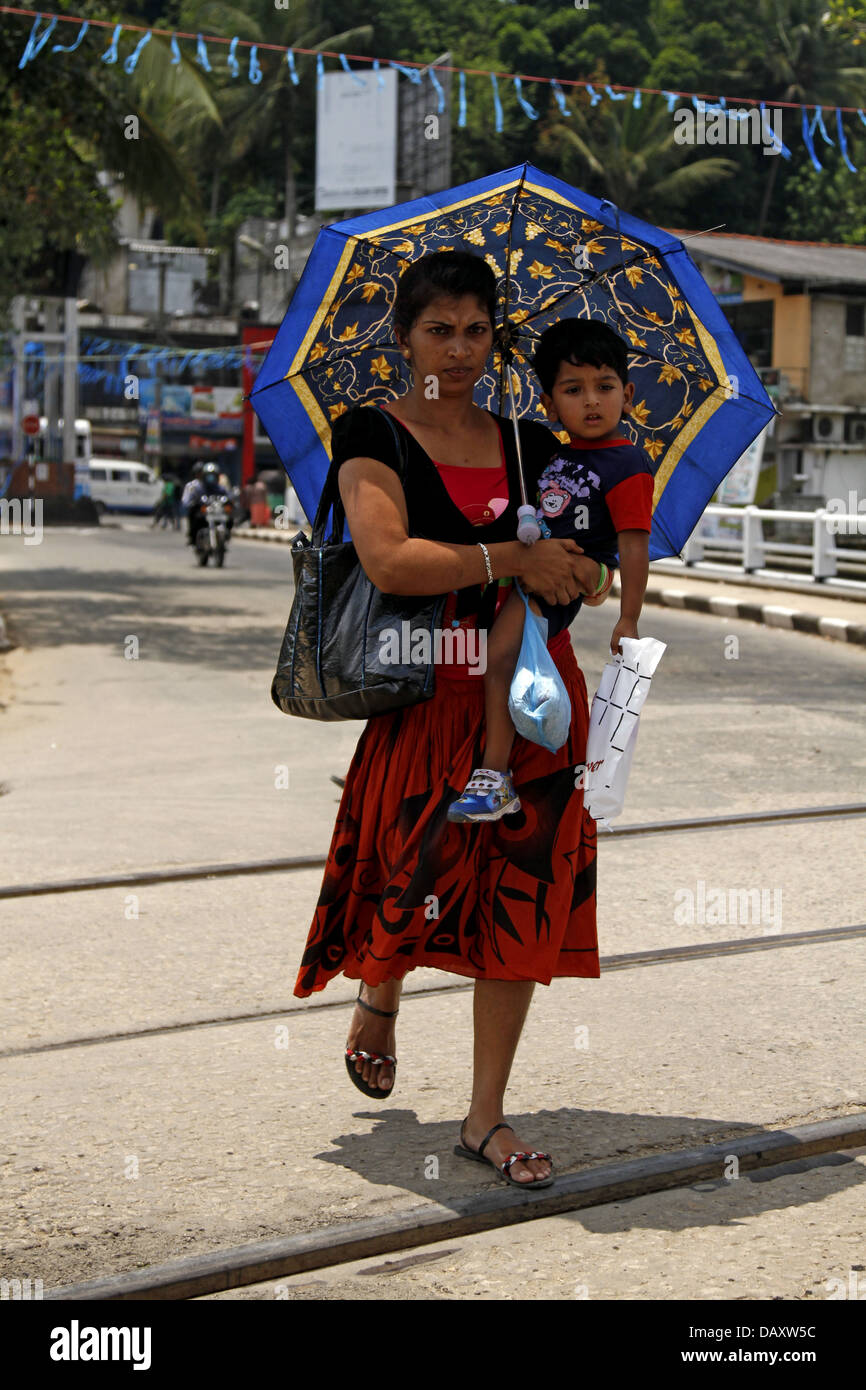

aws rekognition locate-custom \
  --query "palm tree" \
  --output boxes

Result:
[537,90,738,223]
[724,0,866,230]
[0,17,223,309]
[93,29,223,242]
[180,0,374,261]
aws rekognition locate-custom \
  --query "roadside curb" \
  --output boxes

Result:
[642,586,866,647]
[233,527,298,544]
[232,529,866,647]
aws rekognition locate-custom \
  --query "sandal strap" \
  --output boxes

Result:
[477,1122,513,1159]
[356,986,399,1019]
[345,1047,397,1066]
[501,1150,552,1174]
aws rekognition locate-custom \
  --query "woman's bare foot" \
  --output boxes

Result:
[461,1112,552,1183]
[345,979,402,1091]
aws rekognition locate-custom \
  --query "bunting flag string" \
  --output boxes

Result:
[551,79,572,117]
[490,71,503,133]
[51,18,86,53]
[123,30,150,76]
[837,107,857,172]
[195,33,211,72]
[17,11,55,67]
[810,106,835,146]
[3,337,259,387]
[427,64,445,115]
[802,106,823,171]
[5,6,865,177]
[100,22,121,65]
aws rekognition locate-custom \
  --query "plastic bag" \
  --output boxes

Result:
[507,583,572,754]
[583,636,666,828]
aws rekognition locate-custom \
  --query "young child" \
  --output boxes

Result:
[447,320,652,823]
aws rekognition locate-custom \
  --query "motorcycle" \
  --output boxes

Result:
[194,494,233,567]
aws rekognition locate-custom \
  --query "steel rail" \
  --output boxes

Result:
[43,1114,866,1301]
[2,922,862,1062]
[2,802,864,901]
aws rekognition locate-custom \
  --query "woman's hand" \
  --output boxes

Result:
[519,538,600,607]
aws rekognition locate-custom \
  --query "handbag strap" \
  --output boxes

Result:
[312,404,409,546]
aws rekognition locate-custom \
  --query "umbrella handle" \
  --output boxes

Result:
[517,504,541,545]
[505,346,541,544]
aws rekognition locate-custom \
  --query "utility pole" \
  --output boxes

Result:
[10,294,80,494]
[153,251,167,469]
[10,296,25,470]
[63,295,78,473]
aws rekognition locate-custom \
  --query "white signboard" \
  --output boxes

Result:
[717,425,768,505]
[315,69,397,211]
[701,425,769,540]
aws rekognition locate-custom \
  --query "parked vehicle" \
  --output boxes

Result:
[86,458,163,515]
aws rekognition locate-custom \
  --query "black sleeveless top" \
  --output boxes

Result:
[330,404,558,624]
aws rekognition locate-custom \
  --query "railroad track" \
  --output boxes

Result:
[2,800,864,901]
[42,1113,866,1301]
[1,920,863,1062]
[4,800,863,1301]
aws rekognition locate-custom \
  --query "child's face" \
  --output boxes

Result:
[540,358,634,443]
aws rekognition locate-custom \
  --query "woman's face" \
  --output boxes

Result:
[399,294,494,397]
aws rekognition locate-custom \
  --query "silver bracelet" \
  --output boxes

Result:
[477,541,493,585]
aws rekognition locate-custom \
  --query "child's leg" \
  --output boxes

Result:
[481,587,529,772]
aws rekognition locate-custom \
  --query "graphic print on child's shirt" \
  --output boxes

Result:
[535,441,654,564]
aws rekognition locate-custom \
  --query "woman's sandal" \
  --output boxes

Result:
[345,986,399,1100]
[454,1118,554,1189]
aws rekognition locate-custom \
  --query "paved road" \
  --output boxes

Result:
[0,521,864,1296]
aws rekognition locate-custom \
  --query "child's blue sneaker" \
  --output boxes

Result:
[447,768,521,822]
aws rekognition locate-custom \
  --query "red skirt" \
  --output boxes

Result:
[294,635,599,996]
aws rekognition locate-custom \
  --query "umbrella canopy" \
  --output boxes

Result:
[251,162,775,560]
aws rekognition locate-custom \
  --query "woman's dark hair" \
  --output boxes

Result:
[532,320,630,395]
[393,251,497,343]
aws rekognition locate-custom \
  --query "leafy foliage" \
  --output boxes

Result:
[3,0,866,318]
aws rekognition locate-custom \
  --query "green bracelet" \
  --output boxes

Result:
[593,561,609,596]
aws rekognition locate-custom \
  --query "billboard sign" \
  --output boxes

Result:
[315,69,398,211]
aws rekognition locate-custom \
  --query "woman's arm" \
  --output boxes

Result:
[337,456,601,604]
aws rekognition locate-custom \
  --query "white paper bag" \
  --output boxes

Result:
[583,636,667,828]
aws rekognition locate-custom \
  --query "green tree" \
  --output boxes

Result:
[178,0,373,256]
[0,3,220,316]
[720,0,866,232]
[537,89,737,222]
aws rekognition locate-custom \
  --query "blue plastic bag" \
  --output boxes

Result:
[507,582,572,753]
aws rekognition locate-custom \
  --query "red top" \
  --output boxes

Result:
[387,414,570,680]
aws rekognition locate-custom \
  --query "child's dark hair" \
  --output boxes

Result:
[393,252,497,343]
[531,320,630,395]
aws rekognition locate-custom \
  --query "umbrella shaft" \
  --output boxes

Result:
[505,363,530,507]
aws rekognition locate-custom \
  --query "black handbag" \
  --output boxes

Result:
[271,406,447,720]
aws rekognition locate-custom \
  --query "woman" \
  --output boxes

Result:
[294,252,612,1188]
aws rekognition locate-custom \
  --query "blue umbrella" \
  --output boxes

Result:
[250,161,775,560]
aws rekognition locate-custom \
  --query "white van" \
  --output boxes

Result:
[87,458,163,515]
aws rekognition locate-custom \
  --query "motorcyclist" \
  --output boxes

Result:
[183,462,205,544]
[186,462,231,549]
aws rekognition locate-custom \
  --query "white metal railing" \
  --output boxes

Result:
[680,505,866,583]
